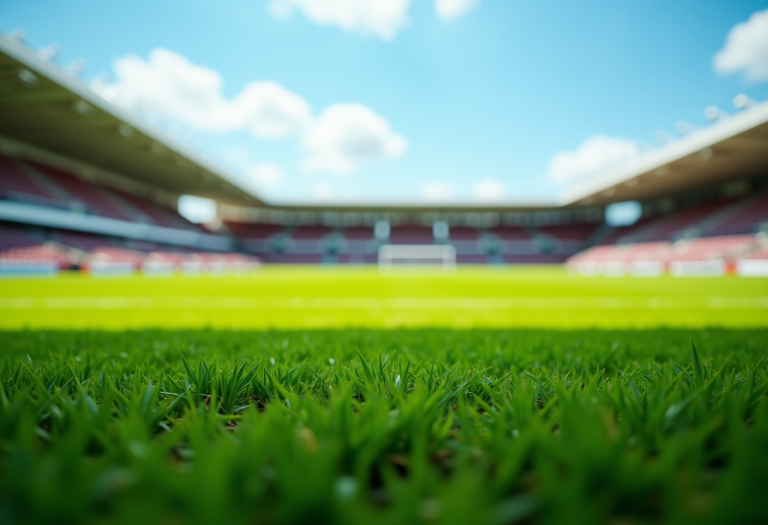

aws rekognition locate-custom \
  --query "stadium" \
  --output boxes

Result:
[2,29,768,275]
[1,3,768,524]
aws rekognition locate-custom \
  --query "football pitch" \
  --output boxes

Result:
[1,267,767,524]
[1,266,767,328]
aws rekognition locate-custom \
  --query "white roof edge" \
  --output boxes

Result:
[557,100,768,206]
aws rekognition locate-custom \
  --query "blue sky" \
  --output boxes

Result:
[1,0,767,205]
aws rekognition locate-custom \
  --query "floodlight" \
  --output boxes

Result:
[65,58,86,76]
[733,94,755,110]
[704,105,725,122]
[117,124,134,138]
[17,69,38,88]
[674,121,691,136]
[7,29,25,43]
[36,43,60,61]
[654,130,670,145]
[72,100,92,115]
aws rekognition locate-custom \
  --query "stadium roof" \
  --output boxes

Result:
[0,34,263,206]
[1,32,766,213]
[559,100,768,207]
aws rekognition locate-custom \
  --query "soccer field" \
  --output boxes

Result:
[1,266,767,329]
[2,267,768,524]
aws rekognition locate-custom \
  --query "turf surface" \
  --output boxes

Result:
[1,267,767,328]
[1,328,767,524]
[2,268,767,523]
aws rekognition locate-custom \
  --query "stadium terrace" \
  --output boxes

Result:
[1,33,767,276]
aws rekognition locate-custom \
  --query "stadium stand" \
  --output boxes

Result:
[1,153,206,234]
[456,254,489,264]
[627,199,738,243]
[388,226,434,244]
[705,192,768,236]
[503,254,567,264]
[488,226,531,240]
[538,223,600,241]
[660,235,754,262]
[113,189,200,230]
[0,155,62,206]
[264,254,324,264]
[224,221,284,240]
[0,243,73,268]
[27,162,132,221]
[2,33,767,271]
[0,223,42,251]
[567,233,764,276]
[449,227,481,241]
[342,226,375,240]
[337,254,378,264]
[54,230,116,251]
[84,247,144,265]
[292,226,333,239]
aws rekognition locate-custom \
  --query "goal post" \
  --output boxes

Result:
[378,244,456,274]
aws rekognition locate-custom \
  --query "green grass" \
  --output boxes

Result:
[2,267,767,523]
[1,266,767,328]
[1,328,767,524]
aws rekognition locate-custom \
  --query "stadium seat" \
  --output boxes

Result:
[0,242,73,268]
[449,227,481,241]
[637,199,738,242]
[342,226,375,240]
[705,192,768,236]
[388,226,435,244]
[0,155,61,206]
[487,226,531,240]
[224,221,285,239]
[538,223,599,241]
[26,162,132,221]
[336,253,378,264]
[0,223,43,251]
[291,226,334,239]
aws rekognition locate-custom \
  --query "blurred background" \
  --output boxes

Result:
[0,0,766,277]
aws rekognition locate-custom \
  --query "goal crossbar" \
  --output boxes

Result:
[378,244,456,274]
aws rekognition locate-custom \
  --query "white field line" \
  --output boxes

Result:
[0,297,767,310]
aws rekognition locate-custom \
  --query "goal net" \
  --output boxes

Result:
[378,244,456,274]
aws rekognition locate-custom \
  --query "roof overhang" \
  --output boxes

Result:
[559,100,768,207]
[0,35,263,206]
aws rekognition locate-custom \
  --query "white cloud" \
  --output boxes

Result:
[235,82,313,139]
[91,48,312,139]
[314,182,335,200]
[548,135,643,184]
[435,0,480,21]
[247,163,284,188]
[93,49,408,177]
[269,0,410,40]
[422,182,455,201]
[713,8,768,81]
[473,179,506,201]
[302,103,407,175]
